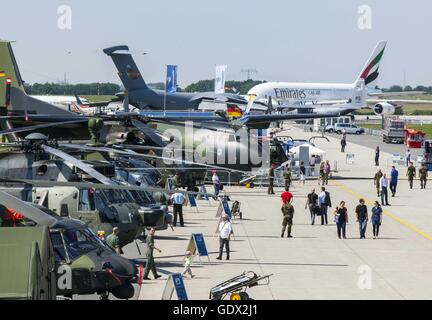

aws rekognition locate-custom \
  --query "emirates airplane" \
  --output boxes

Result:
[247,41,432,115]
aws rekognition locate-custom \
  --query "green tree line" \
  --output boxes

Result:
[22,81,432,96]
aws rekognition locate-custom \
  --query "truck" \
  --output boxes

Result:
[382,116,405,144]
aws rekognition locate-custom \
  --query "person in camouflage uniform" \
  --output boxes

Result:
[374,169,383,196]
[143,228,162,280]
[406,162,416,189]
[283,165,292,191]
[281,201,295,238]
[419,164,428,189]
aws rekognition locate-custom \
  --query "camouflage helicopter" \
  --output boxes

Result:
[0,191,137,300]
[0,132,169,247]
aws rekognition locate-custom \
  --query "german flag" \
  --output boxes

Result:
[0,71,5,77]
[227,105,243,117]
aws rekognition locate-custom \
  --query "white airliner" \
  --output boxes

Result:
[247,41,432,115]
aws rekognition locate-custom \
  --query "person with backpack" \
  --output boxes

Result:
[281,200,295,238]
[318,186,332,225]
[305,188,319,225]
[334,201,348,239]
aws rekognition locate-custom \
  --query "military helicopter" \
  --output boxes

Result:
[0,191,137,299]
[0,132,169,247]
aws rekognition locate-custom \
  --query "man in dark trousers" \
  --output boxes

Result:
[374,169,383,196]
[268,164,275,194]
[143,228,162,280]
[318,186,332,225]
[305,188,318,225]
[390,166,399,197]
[407,162,416,189]
[281,200,294,238]
[355,199,368,239]
[217,215,233,260]
[375,146,380,166]
[340,137,346,152]
[170,190,186,227]
[419,163,428,189]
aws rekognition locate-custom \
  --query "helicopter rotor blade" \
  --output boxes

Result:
[0,191,57,227]
[0,119,88,136]
[0,179,215,198]
[57,143,247,173]
[130,120,168,147]
[41,144,114,185]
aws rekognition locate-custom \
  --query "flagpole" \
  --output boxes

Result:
[164,64,167,116]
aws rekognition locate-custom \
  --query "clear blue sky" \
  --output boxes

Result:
[3,0,431,88]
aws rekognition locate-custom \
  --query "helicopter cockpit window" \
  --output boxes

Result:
[62,228,104,259]
[50,231,68,262]
[78,189,95,211]
[36,165,48,176]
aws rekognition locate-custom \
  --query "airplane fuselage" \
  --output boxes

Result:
[247,82,361,107]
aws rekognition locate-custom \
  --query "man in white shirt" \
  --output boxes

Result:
[380,173,390,206]
[212,171,221,199]
[170,190,186,227]
[217,215,233,260]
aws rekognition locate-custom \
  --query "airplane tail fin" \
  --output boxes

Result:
[0,41,78,116]
[103,45,148,91]
[356,41,387,86]
[0,41,25,107]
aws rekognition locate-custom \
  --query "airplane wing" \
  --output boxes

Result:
[367,91,426,97]
[237,109,355,129]
[366,98,432,105]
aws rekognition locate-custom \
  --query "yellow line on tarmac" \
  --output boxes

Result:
[333,181,432,241]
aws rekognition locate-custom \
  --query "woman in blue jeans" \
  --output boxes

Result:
[371,201,383,239]
[334,201,348,239]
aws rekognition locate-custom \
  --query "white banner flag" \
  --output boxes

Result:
[215,65,227,94]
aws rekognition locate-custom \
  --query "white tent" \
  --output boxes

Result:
[288,143,326,163]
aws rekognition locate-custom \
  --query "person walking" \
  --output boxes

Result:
[299,161,306,185]
[182,251,195,279]
[305,188,319,225]
[106,227,121,255]
[340,137,346,153]
[281,199,295,238]
[268,164,275,195]
[375,146,380,166]
[419,163,428,189]
[374,169,383,196]
[380,173,390,206]
[281,187,293,205]
[212,170,221,199]
[283,165,292,191]
[390,166,399,197]
[143,228,162,280]
[405,149,411,167]
[334,201,348,239]
[355,199,368,239]
[318,186,331,225]
[170,190,186,227]
[319,161,325,185]
[406,162,416,189]
[324,160,331,185]
[217,215,233,260]
[371,201,383,239]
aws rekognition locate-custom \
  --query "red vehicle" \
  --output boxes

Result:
[404,128,426,148]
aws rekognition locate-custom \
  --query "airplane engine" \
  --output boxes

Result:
[373,102,395,115]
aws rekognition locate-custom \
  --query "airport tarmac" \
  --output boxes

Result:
[116,126,432,300]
